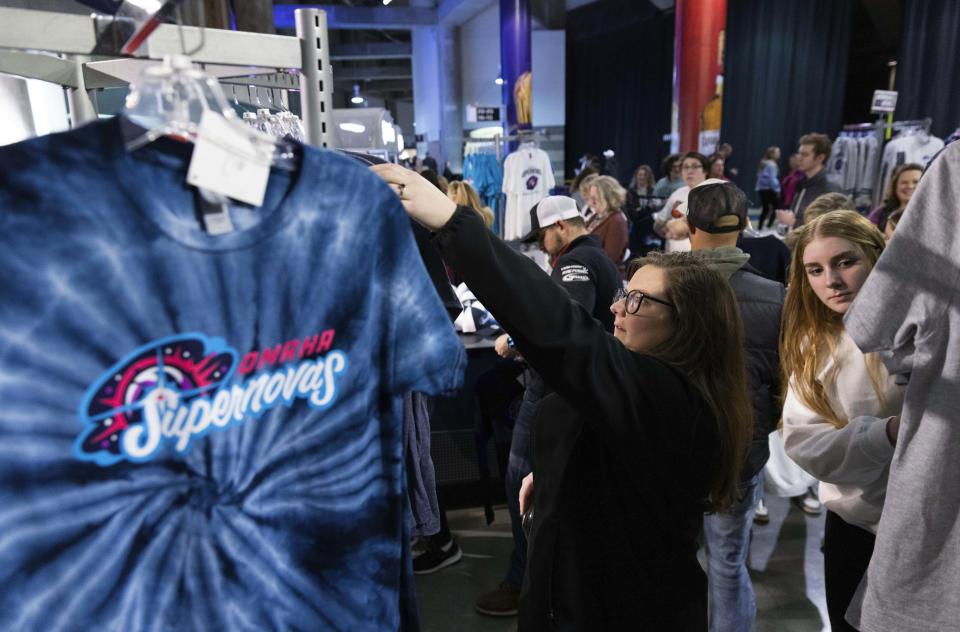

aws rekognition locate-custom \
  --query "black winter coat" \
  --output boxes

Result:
[728,264,785,480]
[434,207,719,630]
[791,167,843,225]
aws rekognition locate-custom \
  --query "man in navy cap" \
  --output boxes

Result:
[686,181,785,632]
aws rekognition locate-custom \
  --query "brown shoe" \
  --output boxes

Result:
[475,582,520,617]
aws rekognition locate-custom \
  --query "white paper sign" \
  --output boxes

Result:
[186,111,272,207]
[870,90,898,114]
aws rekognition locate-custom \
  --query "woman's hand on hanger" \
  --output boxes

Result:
[370,163,457,231]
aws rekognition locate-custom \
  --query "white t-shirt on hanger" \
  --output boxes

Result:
[502,145,555,240]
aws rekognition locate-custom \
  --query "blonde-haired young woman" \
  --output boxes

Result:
[587,175,629,277]
[447,180,495,228]
[780,210,904,632]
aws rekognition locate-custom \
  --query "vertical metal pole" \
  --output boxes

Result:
[494,133,504,236]
[65,55,97,127]
[295,8,333,148]
[885,60,897,141]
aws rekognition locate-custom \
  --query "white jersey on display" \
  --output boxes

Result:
[502,144,556,240]
[856,135,880,207]
[827,136,859,193]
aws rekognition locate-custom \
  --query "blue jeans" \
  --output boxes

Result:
[503,385,540,588]
[703,473,761,632]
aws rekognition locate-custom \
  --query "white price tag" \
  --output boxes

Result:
[186,111,272,207]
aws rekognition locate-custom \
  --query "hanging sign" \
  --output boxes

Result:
[871,90,898,114]
[466,105,501,123]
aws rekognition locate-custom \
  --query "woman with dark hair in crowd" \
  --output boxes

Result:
[755,146,782,229]
[628,164,656,198]
[779,211,904,632]
[625,164,664,257]
[653,153,685,198]
[708,154,729,181]
[371,163,753,631]
[867,163,922,232]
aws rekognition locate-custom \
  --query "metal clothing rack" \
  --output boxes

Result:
[503,129,541,154]
[836,116,935,204]
[879,117,932,134]
[0,6,334,148]
[463,129,543,166]
[841,117,932,136]
[464,136,503,164]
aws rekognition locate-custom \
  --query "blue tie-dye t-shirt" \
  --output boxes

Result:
[0,118,465,631]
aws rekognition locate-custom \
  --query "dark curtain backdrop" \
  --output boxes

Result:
[895,0,960,139]
[565,0,674,184]
[720,0,853,204]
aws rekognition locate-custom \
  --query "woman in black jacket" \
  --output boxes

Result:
[372,164,753,630]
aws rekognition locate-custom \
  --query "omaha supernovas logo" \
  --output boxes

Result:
[75,332,347,466]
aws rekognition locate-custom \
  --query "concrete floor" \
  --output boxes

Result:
[415,493,829,631]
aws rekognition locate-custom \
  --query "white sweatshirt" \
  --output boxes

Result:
[782,330,904,533]
[654,186,692,252]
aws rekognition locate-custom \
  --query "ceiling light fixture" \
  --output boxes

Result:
[350,84,365,105]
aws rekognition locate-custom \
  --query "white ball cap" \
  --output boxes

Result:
[521,196,583,242]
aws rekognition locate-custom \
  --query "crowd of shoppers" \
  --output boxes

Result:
[367,125,952,631]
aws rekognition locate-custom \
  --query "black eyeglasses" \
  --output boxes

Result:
[613,287,676,313]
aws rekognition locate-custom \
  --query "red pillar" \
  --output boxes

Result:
[673,0,727,154]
